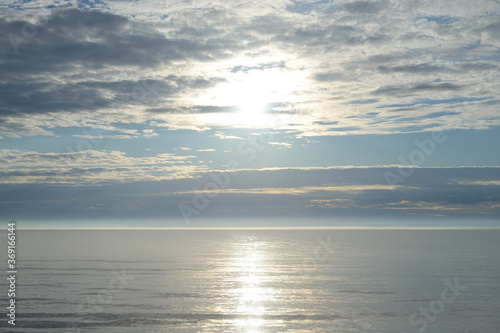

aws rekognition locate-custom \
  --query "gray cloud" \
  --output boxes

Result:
[314,72,345,82]
[0,1,498,138]
[0,9,233,117]
[0,166,498,221]
[0,9,210,75]
[371,83,463,97]
[147,105,238,114]
[0,1,499,228]
[342,1,386,14]
[377,64,453,75]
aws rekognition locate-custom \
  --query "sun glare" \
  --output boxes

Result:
[194,67,304,128]
[222,237,275,332]
[230,71,273,113]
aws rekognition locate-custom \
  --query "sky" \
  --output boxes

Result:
[0,0,499,227]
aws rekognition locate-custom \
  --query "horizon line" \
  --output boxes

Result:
[12,226,500,230]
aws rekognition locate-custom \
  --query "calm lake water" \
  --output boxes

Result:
[1,229,499,332]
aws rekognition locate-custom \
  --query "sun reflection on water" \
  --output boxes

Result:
[228,236,274,332]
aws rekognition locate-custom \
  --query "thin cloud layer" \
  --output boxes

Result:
[0,149,203,184]
[0,166,498,221]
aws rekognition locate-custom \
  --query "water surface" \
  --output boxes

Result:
[1,229,499,332]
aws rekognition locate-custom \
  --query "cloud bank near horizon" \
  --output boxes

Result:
[1,166,499,222]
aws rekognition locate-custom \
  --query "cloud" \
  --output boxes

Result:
[0,3,499,138]
[453,180,500,186]
[342,1,386,14]
[0,149,193,167]
[371,83,463,97]
[0,166,498,220]
[73,134,135,140]
[0,9,209,74]
[0,2,498,226]
[377,64,453,75]
[147,105,236,115]
[268,141,293,149]
[212,132,245,140]
[0,149,203,185]
[383,200,500,215]
[0,8,240,136]
[173,184,403,196]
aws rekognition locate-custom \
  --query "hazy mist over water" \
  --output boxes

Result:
[1,229,499,332]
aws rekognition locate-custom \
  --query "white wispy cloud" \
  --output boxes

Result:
[212,132,245,140]
[268,141,293,149]
[0,149,194,167]
[172,184,404,196]
[0,149,205,184]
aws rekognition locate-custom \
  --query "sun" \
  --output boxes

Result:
[211,69,276,126]
[193,66,304,128]
[229,70,274,114]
